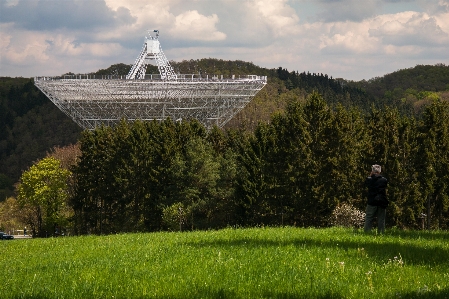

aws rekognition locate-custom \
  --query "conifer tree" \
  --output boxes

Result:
[365,107,423,228]
[234,128,269,226]
[327,105,368,209]
[166,137,220,230]
[417,99,449,229]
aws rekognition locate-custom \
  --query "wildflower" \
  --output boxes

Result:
[365,270,374,292]
[418,285,429,294]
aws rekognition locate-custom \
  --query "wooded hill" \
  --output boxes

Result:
[0,77,82,200]
[15,93,449,235]
[1,61,448,202]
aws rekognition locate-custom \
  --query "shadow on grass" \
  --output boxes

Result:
[12,288,449,299]
[142,289,343,299]
[12,289,345,299]
[385,229,449,241]
[183,230,449,268]
[387,287,449,299]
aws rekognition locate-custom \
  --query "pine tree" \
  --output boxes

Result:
[417,99,449,229]
[365,107,423,229]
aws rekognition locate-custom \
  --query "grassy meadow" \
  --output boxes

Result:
[1,227,448,298]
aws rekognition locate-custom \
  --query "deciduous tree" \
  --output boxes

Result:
[17,157,71,237]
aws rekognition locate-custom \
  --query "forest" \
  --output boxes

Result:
[1,61,449,236]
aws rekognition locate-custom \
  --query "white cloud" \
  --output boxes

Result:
[248,0,300,36]
[103,0,226,42]
[4,0,19,7]
[318,22,380,54]
[1,0,448,79]
[311,10,449,59]
[434,10,449,30]
[0,27,50,65]
[100,0,175,43]
[169,10,226,41]
[369,12,449,46]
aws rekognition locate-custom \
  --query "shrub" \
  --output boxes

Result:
[329,203,365,228]
[162,202,188,231]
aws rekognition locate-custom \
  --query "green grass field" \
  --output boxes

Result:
[1,227,448,298]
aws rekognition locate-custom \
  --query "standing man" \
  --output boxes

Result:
[364,164,388,233]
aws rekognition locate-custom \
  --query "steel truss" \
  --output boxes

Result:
[126,30,177,80]
[34,31,267,130]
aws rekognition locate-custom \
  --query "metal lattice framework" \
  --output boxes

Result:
[126,30,177,80]
[34,31,267,130]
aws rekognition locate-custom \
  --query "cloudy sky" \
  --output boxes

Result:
[1,0,448,80]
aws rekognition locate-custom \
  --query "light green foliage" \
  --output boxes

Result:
[17,157,71,236]
[417,91,440,101]
[162,202,187,231]
[1,227,448,298]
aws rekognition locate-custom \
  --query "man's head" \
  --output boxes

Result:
[372,164,381,174]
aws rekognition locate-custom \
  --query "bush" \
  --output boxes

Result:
[329,203,365,228]
[162,203,188,231]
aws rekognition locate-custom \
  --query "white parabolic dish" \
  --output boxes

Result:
[34,31,267,130]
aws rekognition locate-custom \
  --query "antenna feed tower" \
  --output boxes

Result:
[126,30,177,80]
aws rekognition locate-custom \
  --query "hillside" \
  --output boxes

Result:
[347,63,449,115]
[355,63,449,97]
[1,61,448,198]
[0,78,82,199]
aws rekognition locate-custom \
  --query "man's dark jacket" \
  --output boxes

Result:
[365,174,388,208]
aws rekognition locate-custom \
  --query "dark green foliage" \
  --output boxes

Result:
[233,124,272,226]
[359,64,449,98]
[70,91,449,232]
[417,99,449,229]
[365,107,423,228]
[92,62,159,77]
[73,119,228,233]
[3,61,449,231]
[348,63,449,116]
[0,173,13,200]
[2,62,445,191]
[93,63,132,76]
[172,59,373,114]
[0,78,81,194]
[171,59,268,78]
[244,93,368,227]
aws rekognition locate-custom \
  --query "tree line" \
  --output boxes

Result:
[29,92,441,235]
[2,62,449,236]
[1,62,447,194]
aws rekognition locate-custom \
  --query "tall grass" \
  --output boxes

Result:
[1,227,448,298]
